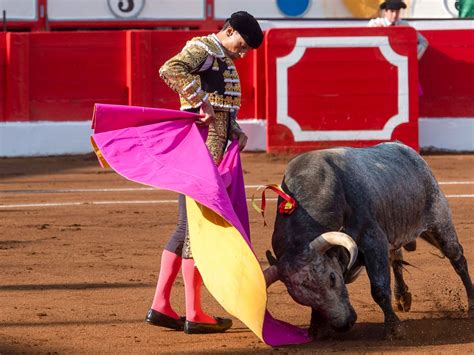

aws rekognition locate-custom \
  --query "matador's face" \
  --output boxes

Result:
[222,27,250,60]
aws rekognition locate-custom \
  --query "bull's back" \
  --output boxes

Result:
[277,143,441,250]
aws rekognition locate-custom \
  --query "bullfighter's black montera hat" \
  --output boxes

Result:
[226,11,264,49]
[380,0,407,10]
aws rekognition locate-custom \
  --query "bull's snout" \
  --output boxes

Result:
[333,306,357,333]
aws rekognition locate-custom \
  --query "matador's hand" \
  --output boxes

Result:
[197,100,216,126]
[232,130,248,151]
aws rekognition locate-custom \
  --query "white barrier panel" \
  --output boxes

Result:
[214,0,458,19]
[0,121,93,157]
[47,0,205,21]
[0,119,265,157]
[215,0,351,19]
[0,0,37,20]
[419,118,474,152]
[237,119,266,152]
[259,19,474,31]
[2,118,474,156]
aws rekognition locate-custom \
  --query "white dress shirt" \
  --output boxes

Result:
[368,17,429,59]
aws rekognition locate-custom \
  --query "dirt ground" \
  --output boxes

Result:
[1,152,473,353]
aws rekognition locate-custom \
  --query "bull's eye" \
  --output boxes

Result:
[330,272,336,288]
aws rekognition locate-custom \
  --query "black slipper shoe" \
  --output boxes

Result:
[145,309,185,331]
[184,317,232,334]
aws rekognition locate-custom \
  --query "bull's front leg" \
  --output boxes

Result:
[360,231,403,340]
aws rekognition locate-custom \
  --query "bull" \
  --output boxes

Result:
[263,142,474,339]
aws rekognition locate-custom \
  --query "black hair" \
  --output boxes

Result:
[220,20,231,31]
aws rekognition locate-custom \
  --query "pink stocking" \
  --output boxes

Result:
[182,258,216,324]
[151,249,182,319]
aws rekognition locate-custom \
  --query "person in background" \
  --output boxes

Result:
[368,0,429,60]
[145,11,263,335]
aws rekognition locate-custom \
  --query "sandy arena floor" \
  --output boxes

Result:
[0,152,473,353]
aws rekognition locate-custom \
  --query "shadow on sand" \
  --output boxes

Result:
[0,282,152,291]
[222,316,474,353]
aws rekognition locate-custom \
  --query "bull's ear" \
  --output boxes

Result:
[263,265,279,288]
[309,232,358,270]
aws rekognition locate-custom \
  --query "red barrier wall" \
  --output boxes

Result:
[3,31,128,121]
[32,32,127,121]
[0,30,258,122]
[0,28,472,151]
[265,27,419,152]
[419,29,474,118]
[0,33,5,120]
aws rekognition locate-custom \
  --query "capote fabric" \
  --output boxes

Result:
[90,104,311,346]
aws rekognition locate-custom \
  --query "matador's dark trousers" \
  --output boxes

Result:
[164,194,192,258]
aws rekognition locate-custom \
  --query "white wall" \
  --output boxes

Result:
[419,118,474,152]
[0,0,37,20]
[214,0,459,19]
[47,0,205,20]
[2,118,473,156]
[0,121,93,157]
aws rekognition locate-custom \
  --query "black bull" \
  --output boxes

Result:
[264,142,474,339]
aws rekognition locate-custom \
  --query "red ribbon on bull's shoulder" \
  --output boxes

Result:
[251,184,297,226]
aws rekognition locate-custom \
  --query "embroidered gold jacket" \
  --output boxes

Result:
[159,33,243,165]
[159,33,242,132]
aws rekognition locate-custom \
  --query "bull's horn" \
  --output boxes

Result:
[309,231,358,270]
[263,265,279,287]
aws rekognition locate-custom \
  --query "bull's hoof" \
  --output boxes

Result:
[384,321,405,340]
[395,292,412,312]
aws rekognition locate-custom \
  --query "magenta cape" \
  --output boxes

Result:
[91,104,311,346]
